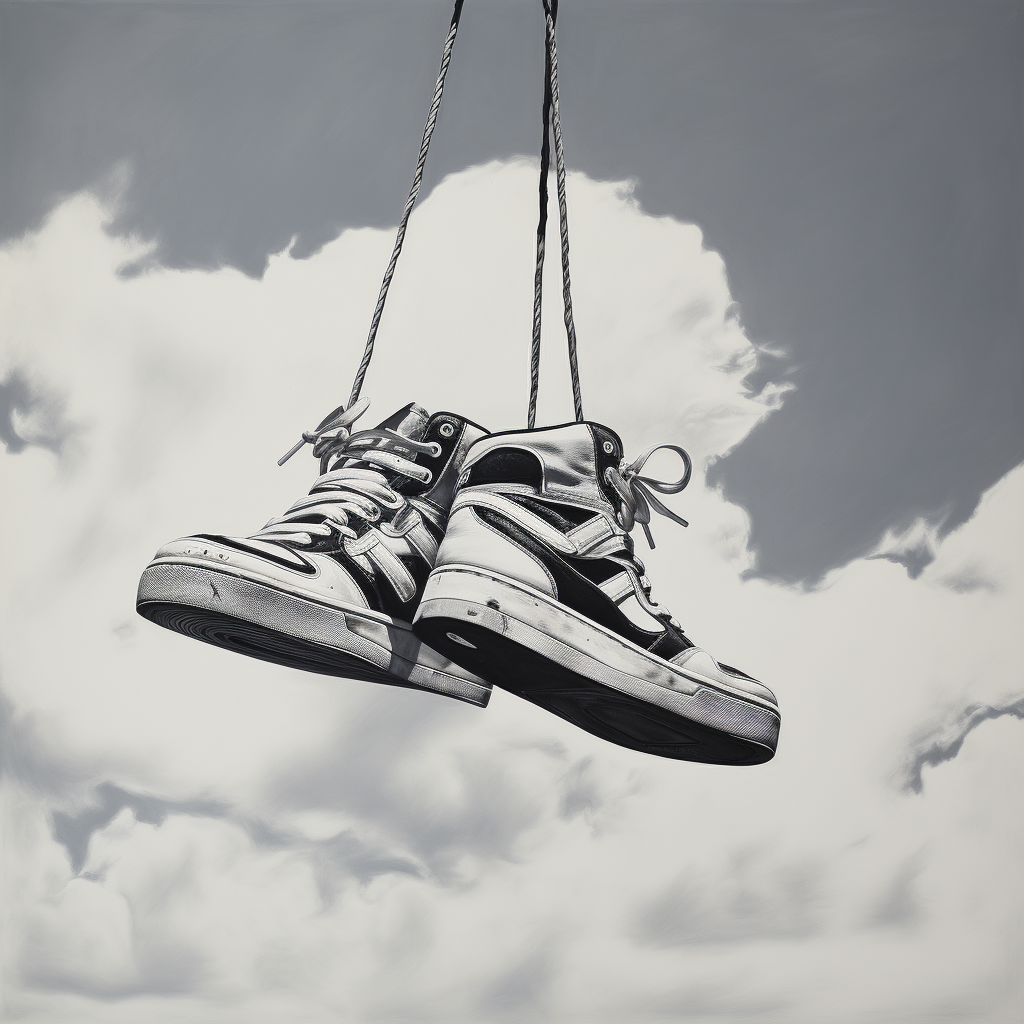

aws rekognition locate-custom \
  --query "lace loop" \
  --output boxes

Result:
[278,397,371,468]
[262,400,430,549]
[605,443,692,549]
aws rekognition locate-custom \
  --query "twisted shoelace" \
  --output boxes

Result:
[347,0,465,408]
[264,1,464,546]
[260,402,439,547]
[603,443,693,629]
[528,0,583,430]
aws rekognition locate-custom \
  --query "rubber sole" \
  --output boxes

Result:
[413,567,779,763]
[137,562,490,707]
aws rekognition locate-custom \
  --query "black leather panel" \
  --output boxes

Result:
[192,535,318,575]
[474,507,682,653]
[467,449,545,489]
[368,554,429,619]
[648,629,695,660]
[591,423,628,509]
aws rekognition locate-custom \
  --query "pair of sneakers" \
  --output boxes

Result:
[137,401,780,763]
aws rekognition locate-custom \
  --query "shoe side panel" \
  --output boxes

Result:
[150,536,375,612]
[469,506,701,659]
[434,507,557,597]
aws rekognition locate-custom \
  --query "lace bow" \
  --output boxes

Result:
[278,397,372,473]
[259,399,438,548]
[604,443,692,549]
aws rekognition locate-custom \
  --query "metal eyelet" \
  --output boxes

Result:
[439,422,455,438]
[602,440,615,455]
[426,441,443,457]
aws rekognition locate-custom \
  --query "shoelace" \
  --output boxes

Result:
[258,402,439,547]
[346,0,465,408]
[253,2,465,548]
[528,0,583,430]
[277,397,371,472]
[603,443,692,548]
[603,443,693,630]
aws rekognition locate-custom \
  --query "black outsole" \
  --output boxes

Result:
[416,615,775,765]
[138,600,412,690]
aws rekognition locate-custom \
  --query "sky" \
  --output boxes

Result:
[2,0,1021,584]
[0,2,1022,1023]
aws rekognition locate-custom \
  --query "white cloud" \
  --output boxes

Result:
[1,163,1021,1023]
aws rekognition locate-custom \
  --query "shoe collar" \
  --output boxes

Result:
[459,421,624,513]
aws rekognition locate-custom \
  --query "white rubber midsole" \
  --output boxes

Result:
[138,562,490,706]
[416,565,779,745]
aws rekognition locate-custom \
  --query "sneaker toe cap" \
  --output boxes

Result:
[145,534,373,612]
[671,647,778,707]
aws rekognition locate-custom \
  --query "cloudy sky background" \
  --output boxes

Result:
[1,2,1021,1022]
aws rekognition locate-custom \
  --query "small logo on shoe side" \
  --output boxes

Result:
[446,631,477,648]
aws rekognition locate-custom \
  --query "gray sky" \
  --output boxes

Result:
[2,0,1020,583]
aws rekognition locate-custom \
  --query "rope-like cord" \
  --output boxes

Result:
[546,0,583,423]
[527,0,555,430]
[528,0,584,428]
[347,0,466,408]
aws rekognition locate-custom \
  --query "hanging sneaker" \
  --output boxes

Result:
[412,421,781,760]
[137,401,492,706]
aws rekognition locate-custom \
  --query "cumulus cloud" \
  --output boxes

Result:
[1,163,1021,1024]
[0,368,79,459]
[897,699,1024,795]
[638,983,789,1020]
[0,689,100,797]
[50,782,230,874]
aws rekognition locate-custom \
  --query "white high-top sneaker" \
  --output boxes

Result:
[137,401,492,706]
[413,421,781,760]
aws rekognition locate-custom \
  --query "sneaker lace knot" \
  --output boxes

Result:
[602,442,692,632]
[277,397,372,473]
[256,400,440,547]
[603,443,692,549]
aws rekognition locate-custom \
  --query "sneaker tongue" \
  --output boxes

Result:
[364,402,434,495]
[373,402,430,442]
